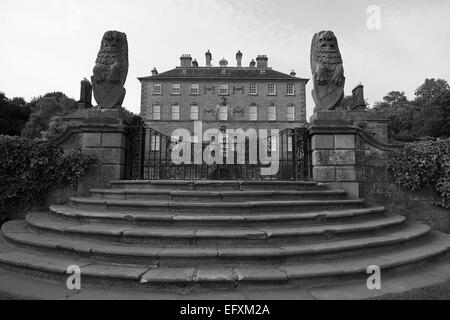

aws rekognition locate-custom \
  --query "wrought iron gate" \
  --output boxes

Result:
[126,126,310,181]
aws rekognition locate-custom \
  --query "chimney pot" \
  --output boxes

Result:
[205,50,212,67]
[249,59,256,68]
[151,67,158,75]
[236,50,243,67]
[290,70,296,77]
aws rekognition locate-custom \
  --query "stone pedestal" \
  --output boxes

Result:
[50,108,131,196]
[309,127,359,198]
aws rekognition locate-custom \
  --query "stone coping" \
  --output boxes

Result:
[49,124,127,147]
[308,125,404,151]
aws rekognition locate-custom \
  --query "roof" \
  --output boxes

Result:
[138,67,309,82]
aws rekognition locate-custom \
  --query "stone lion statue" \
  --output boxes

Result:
[91,30,129,109]
[310,30,345,110]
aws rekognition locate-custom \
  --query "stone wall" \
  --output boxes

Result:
[356,137,449,232]
[309,122,449,232]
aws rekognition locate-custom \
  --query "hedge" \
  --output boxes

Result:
[0,135,97,224]
[388,139,450,208]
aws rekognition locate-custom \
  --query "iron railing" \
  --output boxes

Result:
[125,126,310,181]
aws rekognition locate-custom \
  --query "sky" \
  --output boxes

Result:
[1,0,450,118]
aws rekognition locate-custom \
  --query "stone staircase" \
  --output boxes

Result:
[0,180,449,298]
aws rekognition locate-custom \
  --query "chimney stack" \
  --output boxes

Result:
[180,54,192,67]
[256,55,268,69]
[151,67,158,76]
[351,84,366,111]
[205,50,212,67]
[249,59,256,68]
[290,70,296,77]
[236,50,243,67]
[79,78,92,108]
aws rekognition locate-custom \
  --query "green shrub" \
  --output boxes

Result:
[0,135,97,223]
[388,139,450,208]
[435,155,450,208]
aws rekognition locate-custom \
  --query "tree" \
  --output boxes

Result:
[415,78,450,105]
[21,92,77,139]
[372,91,416,141]
[372,79,450,141]
[0,92,31,136]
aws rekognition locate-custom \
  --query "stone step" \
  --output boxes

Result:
[1,252,450,300]
[69,197,366,214]
[25,212,406,246]
[109,180,327,191]
[89,188,349,202]
[1,220,431,266]
[50,205,387,228]
[0,231,448,289]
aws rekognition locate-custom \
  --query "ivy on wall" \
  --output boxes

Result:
[0,135,97,224]
[388,139,450,208]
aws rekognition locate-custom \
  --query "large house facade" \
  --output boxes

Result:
[138,51,308,137]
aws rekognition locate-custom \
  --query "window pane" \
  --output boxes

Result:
[287,106,295,121]
[288,136,293,152]
[249,83,257,95]
[219,84,228,95]
[172,84,181,95]
[268,83,276,95]
[249,106,257,121]
[286,84,295,95]
[268,106,276,121]
[153,84,161,95]
[190,105,199,120]
[271,136,277,152]
[151,135,161,151]
[191,84,199,95]
[172,105,180,120]
[152,105,161,120]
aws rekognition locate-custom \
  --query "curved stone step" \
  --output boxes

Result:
[70,197,366,214]
[25,212,406,245]
[26,213,406,246]
[1,220,431,266]
[89,188,348,202]
[0,231,448,289]
[50,205,386,227]
[109,180,327,191]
